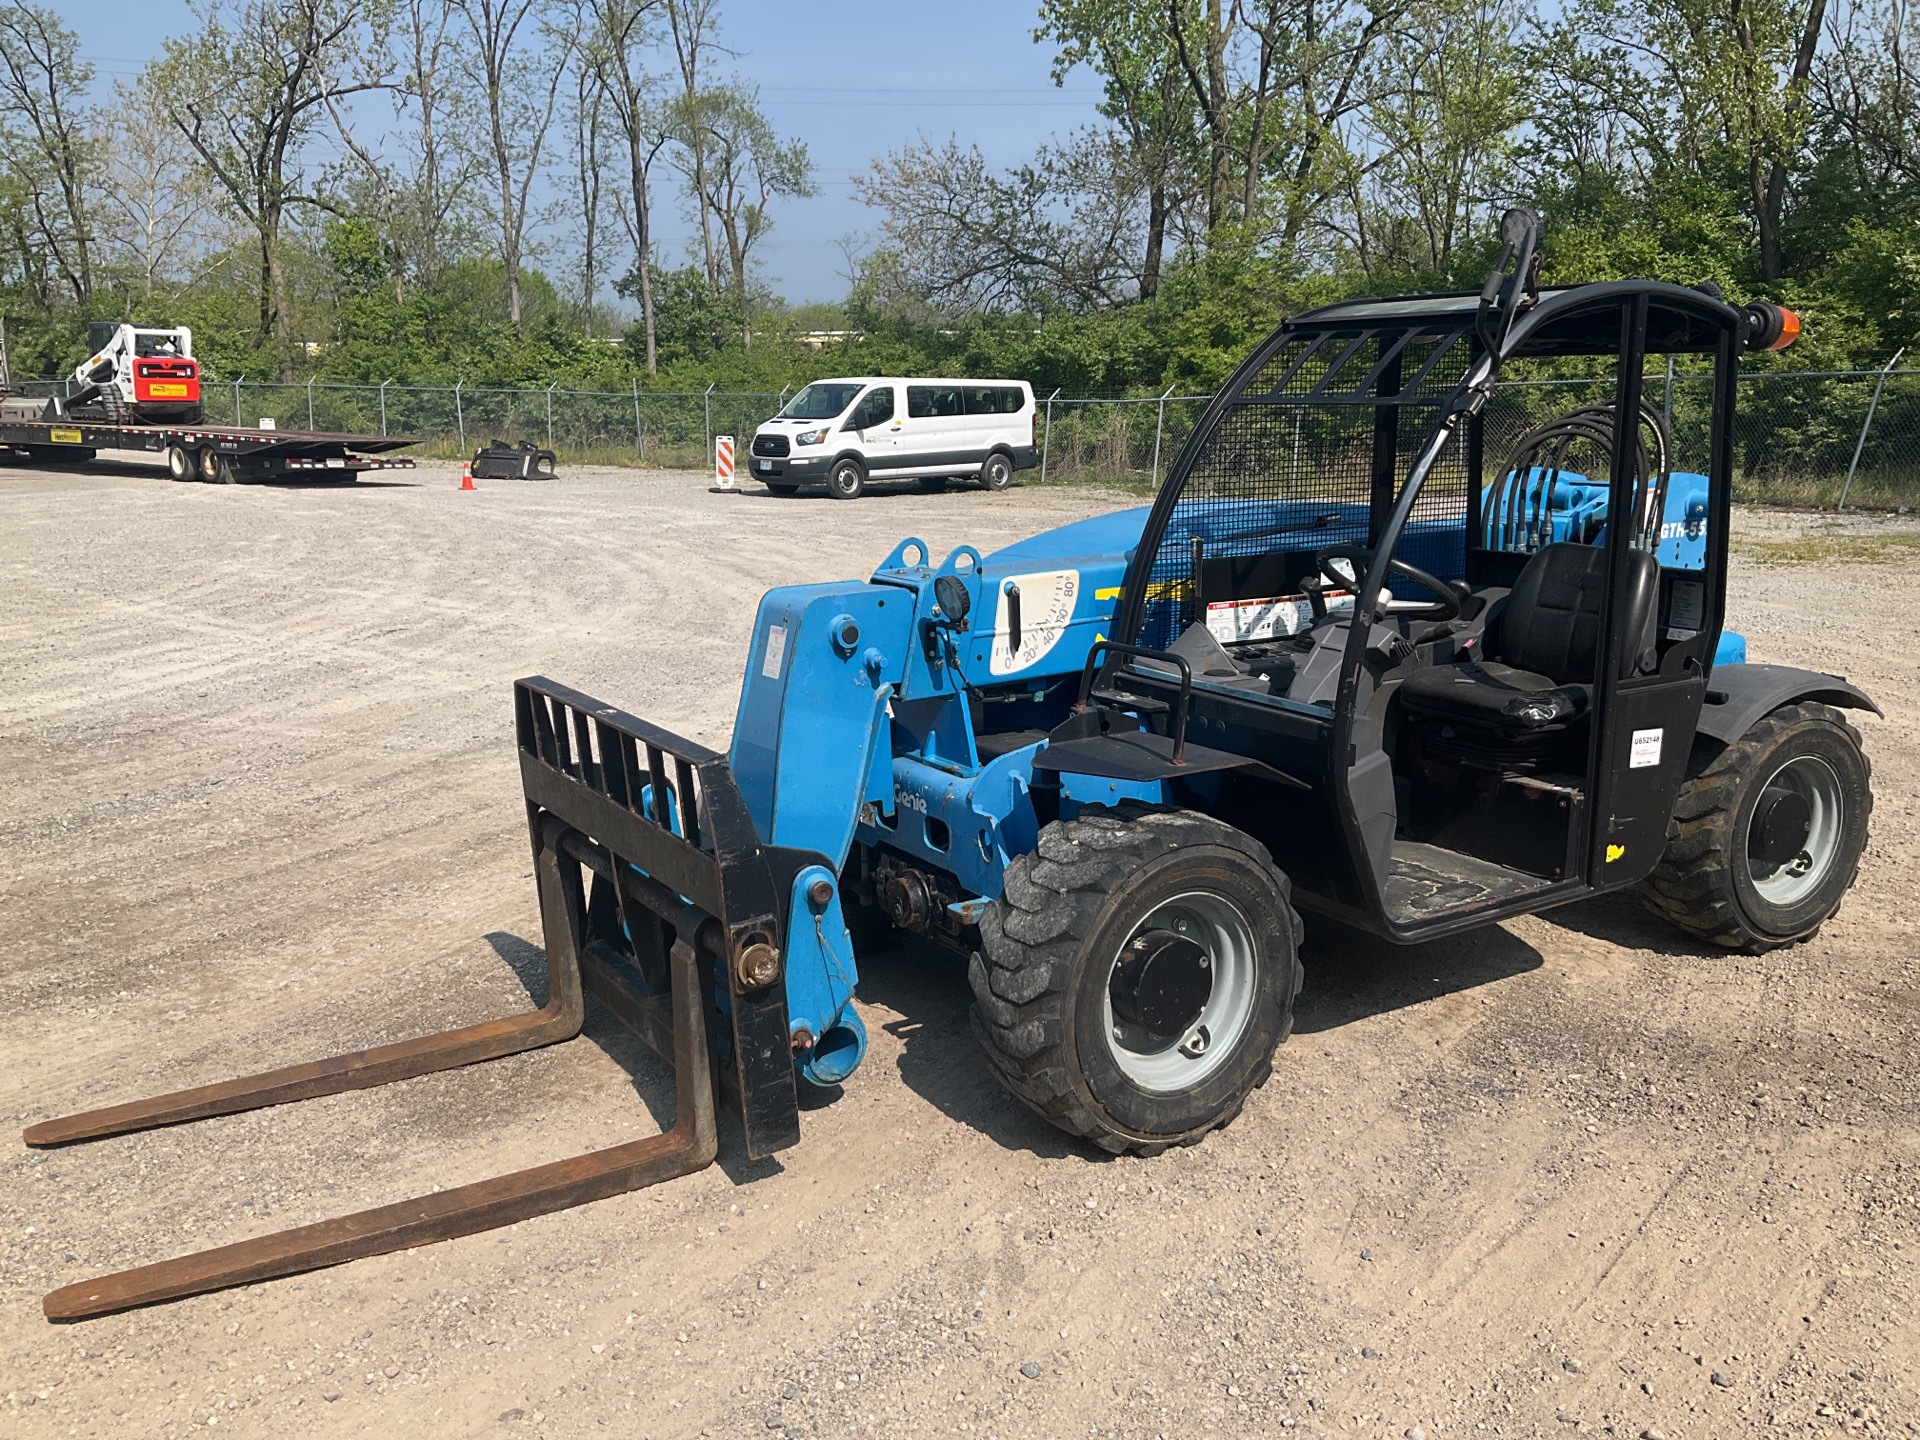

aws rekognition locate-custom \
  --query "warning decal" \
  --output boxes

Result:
[1205,590,1350,645]
[761,622,788,680]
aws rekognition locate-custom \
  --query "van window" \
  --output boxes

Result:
[847,386,894,430]
[963,386,1024,415]
[781,382,864,420]
[907,385,963,419]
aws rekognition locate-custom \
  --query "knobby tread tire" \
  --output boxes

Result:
[1639,701,1872,953]
[970,802,1304,1156]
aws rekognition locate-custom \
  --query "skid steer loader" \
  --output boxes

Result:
[68,321,204,425]
[28,211,1877,1320]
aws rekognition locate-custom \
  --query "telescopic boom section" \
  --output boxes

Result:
[26,679,740,1321]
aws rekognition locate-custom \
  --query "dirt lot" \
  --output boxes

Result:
[2,456,1916,1440]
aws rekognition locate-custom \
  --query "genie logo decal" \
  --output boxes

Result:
[990,569,1080,675]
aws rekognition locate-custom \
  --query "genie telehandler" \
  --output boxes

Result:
[28,212,1876,1319]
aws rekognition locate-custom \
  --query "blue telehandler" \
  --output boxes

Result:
[30,212,1878,1319]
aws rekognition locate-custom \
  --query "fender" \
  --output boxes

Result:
[1696,662,1882,746]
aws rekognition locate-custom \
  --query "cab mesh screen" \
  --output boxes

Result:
[1136,326,1476,651]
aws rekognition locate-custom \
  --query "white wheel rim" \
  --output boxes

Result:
[1102,889,1258,1092]
[1746,754,1844,907]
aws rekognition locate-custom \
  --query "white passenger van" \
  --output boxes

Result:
[748,377,1039,499]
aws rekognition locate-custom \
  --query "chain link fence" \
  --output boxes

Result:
[1032,366,1919,509]
[15,365,1917,507]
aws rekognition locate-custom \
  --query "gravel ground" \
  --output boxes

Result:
[2,455,1916,1440]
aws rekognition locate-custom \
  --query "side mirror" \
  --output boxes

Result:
[933,574,971,629]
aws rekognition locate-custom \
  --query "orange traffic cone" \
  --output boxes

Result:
[459,462,475,491]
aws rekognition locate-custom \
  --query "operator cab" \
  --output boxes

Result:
[1060,212,1799,941]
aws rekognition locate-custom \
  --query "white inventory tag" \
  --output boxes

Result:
[1630,728,1663,769]
[761,623,789,680]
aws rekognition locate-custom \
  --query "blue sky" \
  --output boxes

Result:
[68,0,1109,303]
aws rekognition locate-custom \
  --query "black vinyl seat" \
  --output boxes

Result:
[1399,543,1658,731]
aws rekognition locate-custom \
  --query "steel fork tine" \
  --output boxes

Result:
[42,935,715,1321]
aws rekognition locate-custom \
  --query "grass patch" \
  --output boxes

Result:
[1734,468,1917,510]
[1733,528,1920,566]
[1034,466,1162,497]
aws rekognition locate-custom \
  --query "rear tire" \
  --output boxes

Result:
[1641,702,1872,952]
[981,451,1014,491]
[165,445,192,481]
[826,457,865,500]
[196,446,221,482]
[971,804,1303,1155]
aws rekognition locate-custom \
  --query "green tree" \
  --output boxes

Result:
[148,0,390,378]
[0,5,95,305]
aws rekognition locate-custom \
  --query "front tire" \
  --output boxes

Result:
[826,457,865,500]
[971,804,1303,1155]
[1641,702,1872,951]
[981,451,1014,491]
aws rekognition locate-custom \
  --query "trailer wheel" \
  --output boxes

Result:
[981,451,1014,491]
[165,445,192,482]
[971,804,1303,1155]
[1641,702,1872,952]
[195,446,221,482]
[825,457,865,500]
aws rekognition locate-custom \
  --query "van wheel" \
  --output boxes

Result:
[915,476,948,492]
[826,458,865,500]
[981,452,1014,491]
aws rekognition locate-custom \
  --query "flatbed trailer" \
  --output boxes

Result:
[0,416,418,483]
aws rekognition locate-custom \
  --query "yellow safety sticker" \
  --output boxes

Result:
[1094,586,1123,601]
[49,427,83,444]
[1605,844,1626,863]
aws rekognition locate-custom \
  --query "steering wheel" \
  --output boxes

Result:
[1312,544,1461,620]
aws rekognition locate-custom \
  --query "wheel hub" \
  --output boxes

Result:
[1750,784,1813,868]
[1109,929,1213,1037]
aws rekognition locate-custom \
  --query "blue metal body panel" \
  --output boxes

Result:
[720,477,1755,1090]
[1485,468,1712,569]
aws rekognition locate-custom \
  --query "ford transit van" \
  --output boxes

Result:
[748,377,1038,499]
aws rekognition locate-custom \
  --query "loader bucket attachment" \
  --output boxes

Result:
[27,677,811,1320]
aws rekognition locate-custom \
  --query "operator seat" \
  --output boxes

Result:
[1397,542,1659,731]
